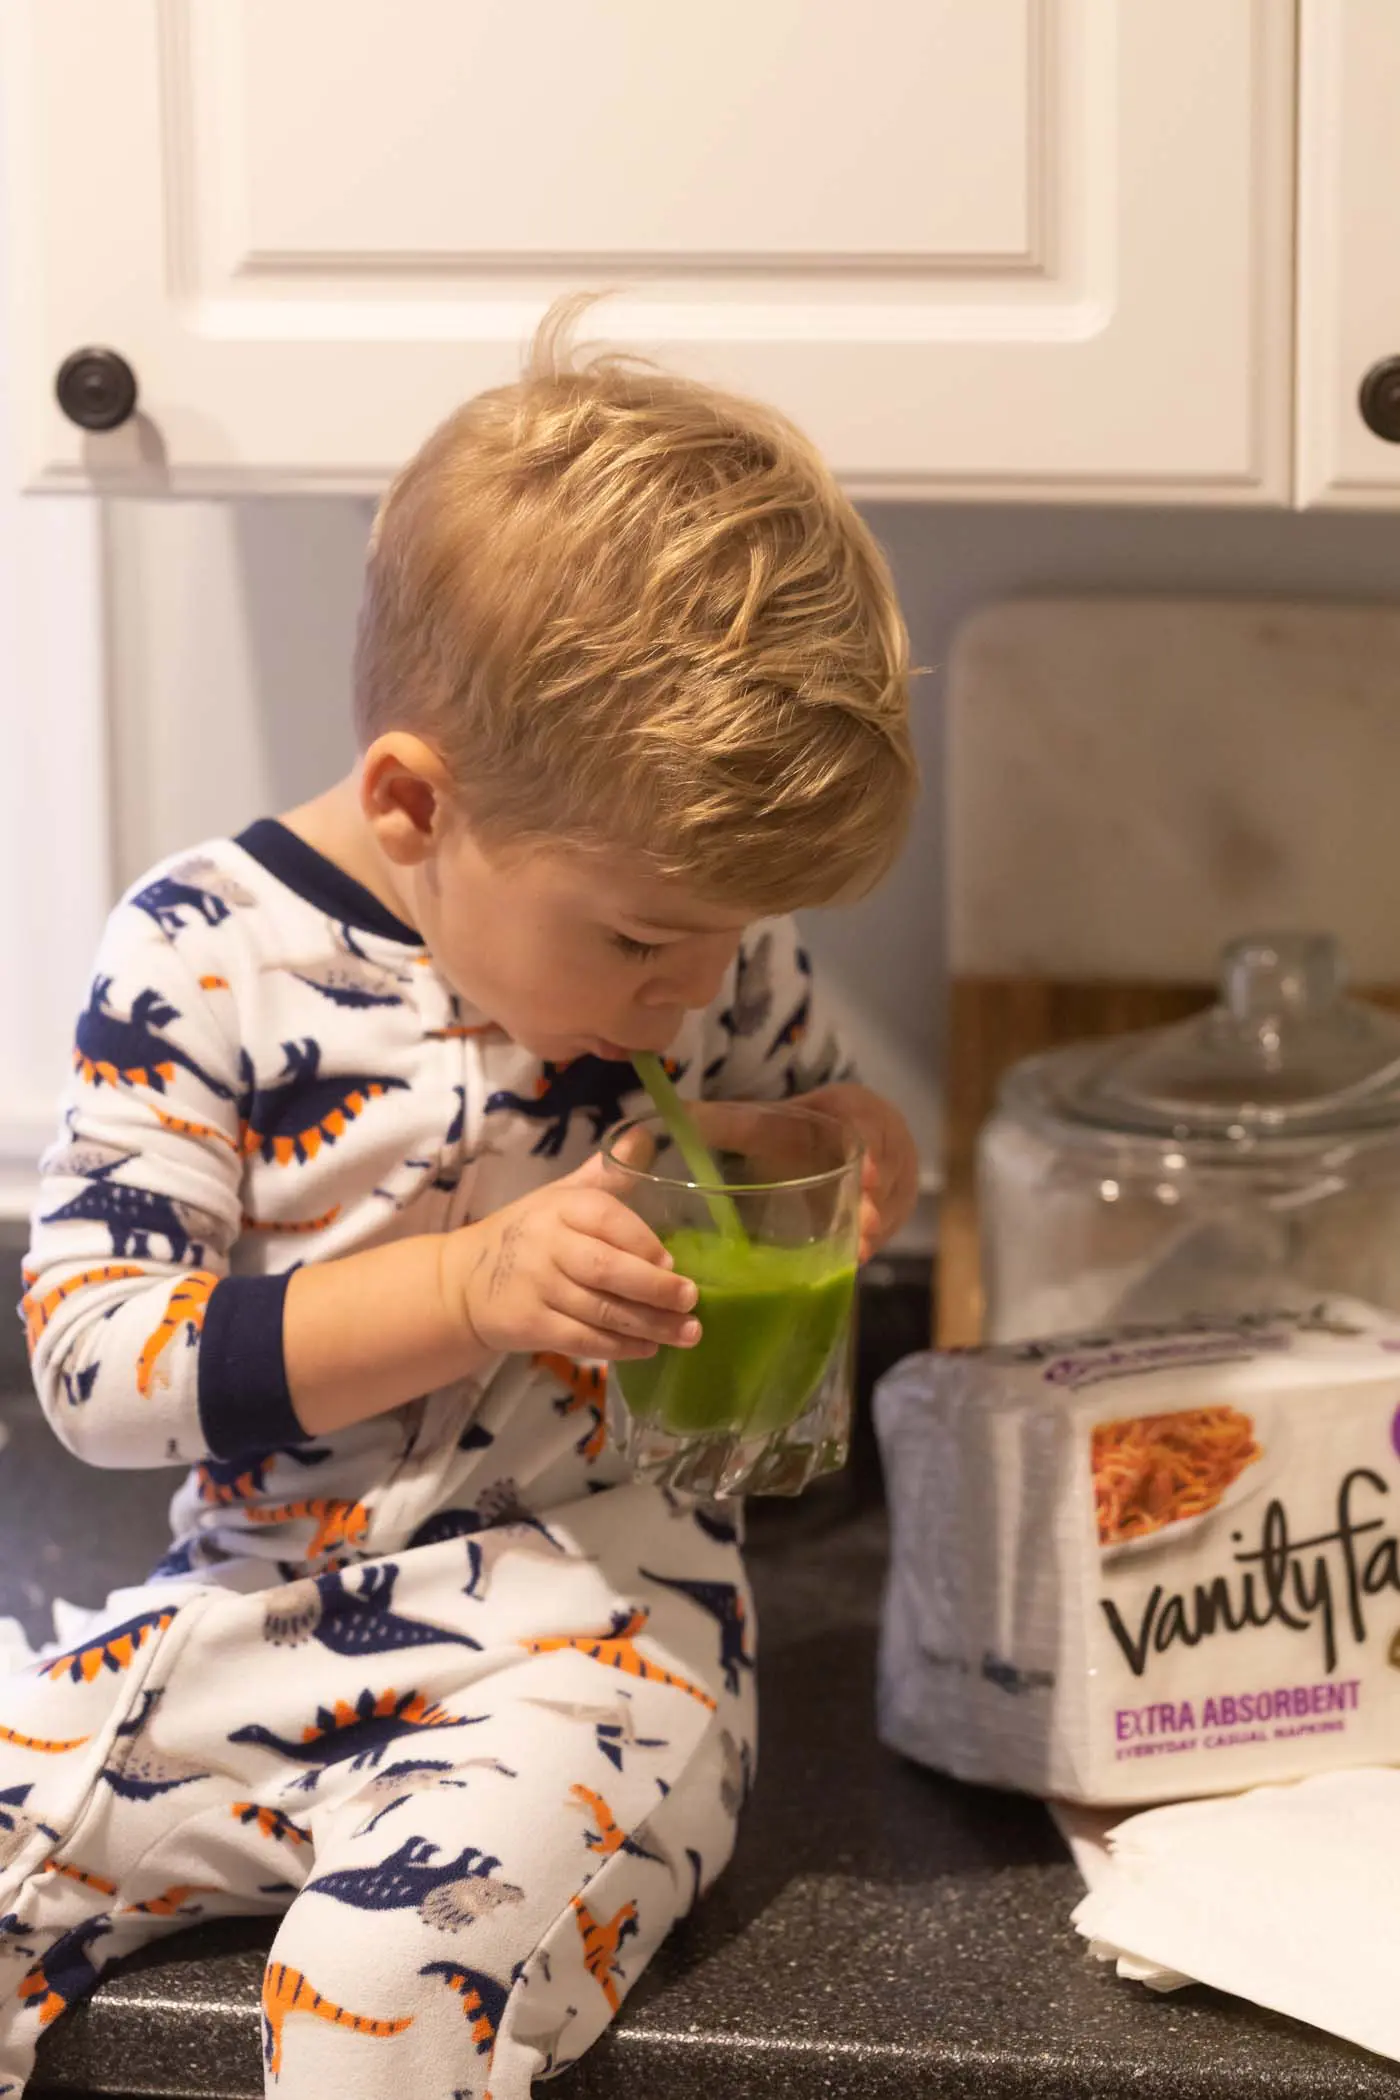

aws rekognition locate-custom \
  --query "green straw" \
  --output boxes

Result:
[632,1053,748,1244]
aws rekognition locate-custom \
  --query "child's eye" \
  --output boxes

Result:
[611,933,661,962]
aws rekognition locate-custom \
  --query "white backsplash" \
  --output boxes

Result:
[948,595,1400,982]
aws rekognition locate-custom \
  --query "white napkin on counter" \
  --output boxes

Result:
[1062,1769,1400,2063]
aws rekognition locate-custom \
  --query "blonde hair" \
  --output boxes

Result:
[354,299,916,910]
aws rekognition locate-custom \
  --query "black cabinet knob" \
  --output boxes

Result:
[1359,357,1400,443]
[55,347,138,433]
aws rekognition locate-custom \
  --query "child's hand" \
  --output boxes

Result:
[799,1081,919,1262]
[447,1154,701,1362]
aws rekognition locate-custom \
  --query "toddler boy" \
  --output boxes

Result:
[3,311,917,2096]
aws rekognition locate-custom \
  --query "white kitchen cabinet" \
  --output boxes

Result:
[1297,0,1400,506]
[4,0,1296,501]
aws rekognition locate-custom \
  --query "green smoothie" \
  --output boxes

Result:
[617,1229,856,1438]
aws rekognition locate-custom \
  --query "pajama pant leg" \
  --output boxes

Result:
[260,1649,736,2097]
[0,1483,754,2098]
[0,1588,306,2095]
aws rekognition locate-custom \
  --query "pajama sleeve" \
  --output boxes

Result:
[698,916,857,1104]
[20,899,302,1469]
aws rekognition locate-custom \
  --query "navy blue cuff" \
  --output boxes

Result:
[196,1272,306,1458]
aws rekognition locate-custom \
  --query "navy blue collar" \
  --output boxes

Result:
[236,819,423,946]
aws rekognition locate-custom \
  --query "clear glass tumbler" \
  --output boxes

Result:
[603,1101,862,1496]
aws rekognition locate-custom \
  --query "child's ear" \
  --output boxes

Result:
[360,734,454,865]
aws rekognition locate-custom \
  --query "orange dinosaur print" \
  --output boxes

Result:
[125,1883,215,1917]
[18,1916,112,2027]
[137,1271,217,1397]
[198,1460,261,1507]
[568,1784,628,1858]
[521,1609,717,1712]
[0,1724,92,1754]
[238,1041,409,1168]
[198,974,230,991]
[149,1105,240,1152]
[305,1689,451,1745]
[240,1203,341,1236]
[43,1862,118,1897]
[572,1896,639,2013]
[419,1959,511,2056]
[245,1498,370,1560]
[261,1960,412,2081]
[230,1687,471,1775]
[232,1802,313,1849]
[22,1264,145,1353]
[41,1606,177,1684]
[533,1352,608,1461]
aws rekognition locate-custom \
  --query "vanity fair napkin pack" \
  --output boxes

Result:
[875,1303,1400,1807]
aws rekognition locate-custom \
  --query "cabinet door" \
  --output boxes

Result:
[6,0,1294,500]
[1297,0,1400,506]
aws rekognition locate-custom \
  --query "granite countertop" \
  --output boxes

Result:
[2,1281,1397,2098]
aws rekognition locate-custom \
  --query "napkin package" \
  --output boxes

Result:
[875,1303,1400,1806]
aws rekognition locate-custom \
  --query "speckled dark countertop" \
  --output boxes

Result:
[3,1266,1397,2098]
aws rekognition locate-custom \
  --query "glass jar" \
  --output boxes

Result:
[979,933,1400,1342]
[603,1101,861,1496]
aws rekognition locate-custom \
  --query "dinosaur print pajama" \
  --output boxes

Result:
[3,821,850,2097]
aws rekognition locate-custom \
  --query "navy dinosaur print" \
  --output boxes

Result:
[60,1364,99,1408]
[41,1165,212,1265]
[261,1563,483,1658]
[41,1606,176,1686]
[407,1511,484,1562]
[484,1056,642,1158]
[420,1958,514,2056]
[129,857,254,937]
[638,1570,753,1696]
[308,1836,523,1929]
[147,1537,198,1580]
[18,1914,114,2027]
[0,1783,32,1833]
[0,1910,37,1957]
[405,1508,481,1551]
[74,978,232,1099]
[229,1688,481,1788]
[238,1038,409,1165]
[195,1441,332,1507]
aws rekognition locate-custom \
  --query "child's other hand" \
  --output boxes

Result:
[446,1153,700,1362]
[799,1081,919,1262]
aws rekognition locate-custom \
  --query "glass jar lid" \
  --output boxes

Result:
[1012,933,1400,1143]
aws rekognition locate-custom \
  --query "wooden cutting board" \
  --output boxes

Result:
[940,596,1400,1347]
